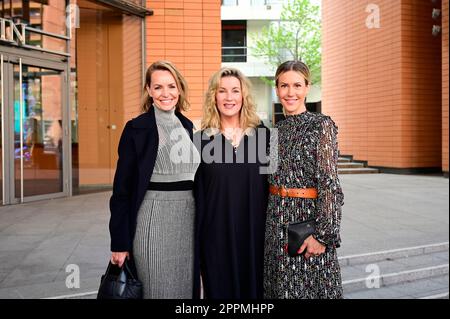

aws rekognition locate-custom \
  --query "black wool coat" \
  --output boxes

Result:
[109,106,194,252]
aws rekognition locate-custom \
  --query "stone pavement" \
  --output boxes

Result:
[0,174,448,299]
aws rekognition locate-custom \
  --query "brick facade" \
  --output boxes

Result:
[322,0,445,171]
[146,0,222,127]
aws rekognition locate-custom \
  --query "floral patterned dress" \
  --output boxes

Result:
[264,111,344,299]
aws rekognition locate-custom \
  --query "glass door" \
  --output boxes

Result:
[0,53,69,204]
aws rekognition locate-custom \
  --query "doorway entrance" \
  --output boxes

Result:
[72,1,143,193]
[1,52,69,204]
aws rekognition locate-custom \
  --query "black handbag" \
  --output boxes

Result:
[287,219,316,257]
[97,259,143,299]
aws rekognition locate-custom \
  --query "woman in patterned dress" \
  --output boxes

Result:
[264,61,344,299]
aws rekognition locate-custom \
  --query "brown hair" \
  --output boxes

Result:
[275,60,311,87]
[201,67,260,131]
[141,60,190,113]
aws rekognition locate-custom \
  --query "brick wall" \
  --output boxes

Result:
[122,15,144,121]
[146,0,222,127]
[443,0,449,174]
[322,0,442,170]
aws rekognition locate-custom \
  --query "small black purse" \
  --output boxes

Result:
[287,219,316,257]
[97,259,143,299]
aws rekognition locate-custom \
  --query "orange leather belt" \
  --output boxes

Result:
[269,185,318,199]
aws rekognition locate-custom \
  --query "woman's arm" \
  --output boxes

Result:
[313,116,344,248]
[109,121,137,253]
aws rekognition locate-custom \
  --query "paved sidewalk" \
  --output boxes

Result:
[0,174,448,299]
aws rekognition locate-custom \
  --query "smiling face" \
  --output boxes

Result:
[215,76,243,122]
[147,70,180,111]
[276,70,310,116]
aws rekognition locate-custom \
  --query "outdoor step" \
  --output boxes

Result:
[47,290,97,299]
[339,242,449,267]
[342,264,449,294]
[419,291,449,299]
[338,157,351,163]
[344,274,449,299]
[340,243,449,296]
[338,162,365,169]
[338,168,379,174]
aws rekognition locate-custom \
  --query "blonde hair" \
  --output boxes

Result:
[141,60,190,113]
[201,67,261,131]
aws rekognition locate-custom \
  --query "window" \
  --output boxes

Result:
[222,21,247,63]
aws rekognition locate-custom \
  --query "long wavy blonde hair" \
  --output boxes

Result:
[141,60,190,113]
[201,67,261,131]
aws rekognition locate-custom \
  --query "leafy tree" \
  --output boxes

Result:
[250,0,322,85]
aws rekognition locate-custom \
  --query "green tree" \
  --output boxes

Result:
[250,0,321,85]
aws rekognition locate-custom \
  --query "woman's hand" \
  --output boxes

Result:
[297,235,326,259]
[111,252,129,267]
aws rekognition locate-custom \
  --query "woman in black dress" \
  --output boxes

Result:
[193,67,270,299]
[264,61,344,299]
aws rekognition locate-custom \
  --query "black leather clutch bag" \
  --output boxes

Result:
[287,219,316,257]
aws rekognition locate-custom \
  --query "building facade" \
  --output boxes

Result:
[322,0,449,175]
[221,0,322,125]
[0,0,221,205]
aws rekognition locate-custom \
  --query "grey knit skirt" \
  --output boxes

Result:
[133,190,195,299]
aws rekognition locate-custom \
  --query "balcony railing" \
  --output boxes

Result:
[222,46,247,63]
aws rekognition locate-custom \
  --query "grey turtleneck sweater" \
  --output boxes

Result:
[150,105,200,183]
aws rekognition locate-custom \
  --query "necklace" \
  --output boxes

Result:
[222,127,242,153]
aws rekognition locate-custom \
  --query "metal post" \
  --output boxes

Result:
[19,58,23,203]
[1,54,5,203]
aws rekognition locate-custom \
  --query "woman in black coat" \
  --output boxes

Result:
[109,60,200,298]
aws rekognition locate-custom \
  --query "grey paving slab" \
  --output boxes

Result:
[0,271,10,284]
[34,233,83,252]
[1,221,62,236]
[1,267,61,289]
[0,250,29,273]
[0,235,47,252]
[0,278,100,299]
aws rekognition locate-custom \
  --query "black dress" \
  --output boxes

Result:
[193,125,270,299]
